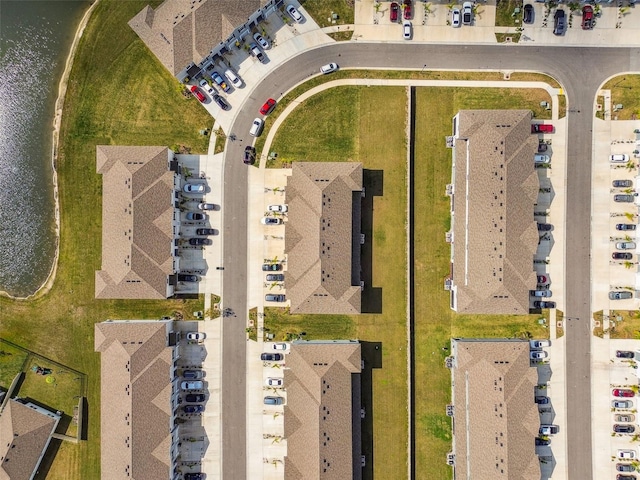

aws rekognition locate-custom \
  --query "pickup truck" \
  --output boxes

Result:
[539,424,559,435]
[581,5,594,30]
[211,72,230,93]
[531,124,554,133]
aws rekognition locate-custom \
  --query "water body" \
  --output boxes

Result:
[0,0,89,297]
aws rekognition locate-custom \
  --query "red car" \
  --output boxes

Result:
[404,0,412,20]
[531,124,554,133]
[390,2,399,22]
[613,389,635,398]
[260,98,276,115]
[582,5,594,30]
[190,86,206,103]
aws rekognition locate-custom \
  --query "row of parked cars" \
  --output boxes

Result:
[261,345,287,405]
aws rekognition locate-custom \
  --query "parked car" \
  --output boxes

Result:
[286,4,303,22]
[189,238,212,246]
[537,143,548,153]
[260,98,276,115]
[610,291,634,300]
[268,204,288,212]
[531,124,554,133]
[196,228,216,235]
[253,32,269,49]
[553,9,566,35]
[537,223,552,231]
[264,396,284,405]
[612,252,633,260]
[199,78,214,94]
[320,63,339,74]
[530,351,548,360]
[261,217,283,225]
[581,4,594,30]
[273,343,287,350]
[535,396,550,404]
[198,203,215,210]
[224,69,242,88]
[185,393,206,403]
[190,85,206,103]
[523,3,534,24]
[183,404,205,414]
[530,340,551,348]
[617,351,635,359]
[181,380,204,390]
[617,224,637,231]
[616,463,637,472]
[611,154,630,163]
[266,377,283,386]
[186,332,205,341]
[535,437,551,446]
[213,94,230,110]
[462,1,473,24]
[615,194,636,203]
[390,2,400,22]
[186,212,205,221]
[249,43,265,62]
[535,154,551,163]
[617,475,637,480]
[616,414,636,423]
[534,301,556,309]
[402,20,412,40]
[613,400,634,408]
[244,146,256,165]
[613,179,634,188]
[183,183,205,194]
[184,473,204,480]
[616,242,637,250]
[249,118,264,137]
[261,352,283,361]
[531,290,552,297]
[262,263,282,271]
[178,274,199,282]
[614,389,636,398]
[539,424,559,435]
[210,72,230,93]
[265,294,286,302]
[451,8,461,27]
[266,274,285,281]
[537,275,548,284]
[618,450,637,459]
[403,0,412,19]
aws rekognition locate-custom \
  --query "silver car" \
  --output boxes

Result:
[616,242,636,250]
[610,291,633,300]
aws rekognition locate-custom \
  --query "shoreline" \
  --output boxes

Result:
[0,0,100,301]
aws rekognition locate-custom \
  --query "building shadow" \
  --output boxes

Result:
[360,341,383,480]
[361,169,384,314]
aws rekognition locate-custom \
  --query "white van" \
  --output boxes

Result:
[224,69,242,88]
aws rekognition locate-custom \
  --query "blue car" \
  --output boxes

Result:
[182,404,204,414]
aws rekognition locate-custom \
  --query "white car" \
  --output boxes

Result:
[619,450,637,460]
[224,69,242,88]
[286,4,303,22]
[403,20,412,40]
[320,63,339,74]
[199,79,214,94]
[530,351,548,360]
[534,154,550,163]
[186,332,206,342]
[611,154,630,163]
[451,8,461,27]
[616,242,636,250]
[462,1,473,24]
[253,32,269,49]
[183,183,206,194]
[265,377,283,386]
[249,118,264,137]
[273,343,288,350]
[268,204,288,213]
[529,340,551,349]
[181,380,204,390]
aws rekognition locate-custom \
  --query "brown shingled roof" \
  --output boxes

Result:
[129,0,267,76]
[283,341,362,480]
[450,110,540,314]
[95,146,176,299]
[451,339,541,480]
[0,399,60,480]
[94,320,176,480]
[285,163,363,314]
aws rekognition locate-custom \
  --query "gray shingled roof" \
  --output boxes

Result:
[94,320,176,480]
[451,110,540,314]
[285,163,363,314]
[0,399,60,480]
[129,0,267,76]
[283,341,362,480]
[451,339,541,480]
[95,146,176,299]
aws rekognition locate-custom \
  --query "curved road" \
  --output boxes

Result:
[221,43,640,479]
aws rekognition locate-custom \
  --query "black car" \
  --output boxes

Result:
[213,94,230,110]
[535,396,550,404]
[189,238,212,246]
[613,252,633,260]
[183,404,205,414]
[616,351,635,359]
[183,369,202,379]
[617,224,637,231]
[262,263,282,271]
[613,180,634,188]
[185,393,206,403]
[617,475,636,480]
[537,143,548,153]
[184,473,204,480]
[196,228,216,235]
[537,223,552,231]
[261,353,283,361]
[553,10,566,35]
[178,274,199,282]
[535,437,551,446]
[186,212,205,221]
[266,274,285,282]
[617,463,636,472]
[244,146,256,165]
[614,424,636,433]
[533,301,556,309]
[523,4,534,24]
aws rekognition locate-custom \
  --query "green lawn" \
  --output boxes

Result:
[495,0,524,26]
[0,1,210,478]
[299,0,355,27]
[602,75,640,120]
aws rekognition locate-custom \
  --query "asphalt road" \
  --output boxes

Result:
[221,43,640,479]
